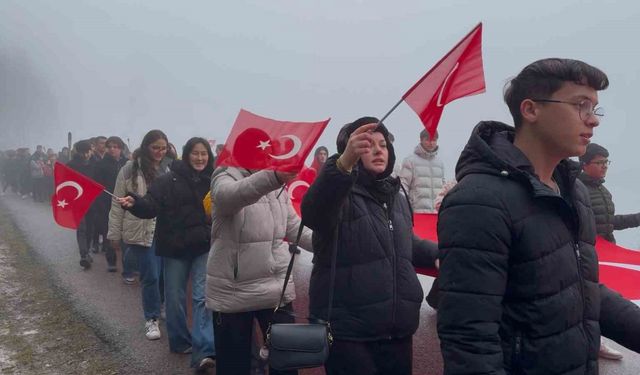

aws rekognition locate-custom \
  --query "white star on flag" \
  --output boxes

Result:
[256,140,271,150]
[57,199,68,208]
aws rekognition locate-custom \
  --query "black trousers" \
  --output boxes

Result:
[96,210,116,266]
[213,304,296,375]
[76,216,90,258]
[325,336,413,375]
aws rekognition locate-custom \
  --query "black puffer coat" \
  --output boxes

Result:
[437,121,640,375]
[302,155,438,341]
[129,160,212,259]
[94,154,127,218]
[578,173,640,243]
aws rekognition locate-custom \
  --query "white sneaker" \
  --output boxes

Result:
[145,319,161,340]
[599,342,623,360]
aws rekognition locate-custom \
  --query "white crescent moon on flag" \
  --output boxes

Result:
[269,135,302,160]
[288,180,310,196]
[55,181,84,200]
[436,62,460,107]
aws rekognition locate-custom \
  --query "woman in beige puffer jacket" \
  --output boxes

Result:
[207,166,312,375]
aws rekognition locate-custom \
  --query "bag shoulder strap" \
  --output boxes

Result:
[274,218,338,324]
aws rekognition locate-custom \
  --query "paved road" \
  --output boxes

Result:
[1,193,639,374]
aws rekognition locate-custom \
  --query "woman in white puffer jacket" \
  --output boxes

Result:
[207,166,312,375]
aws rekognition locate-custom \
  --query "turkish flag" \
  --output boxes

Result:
[51,162,105,229]
[403,23,485,138]
[287,165,317,202]
[216,109,330,172]
[409,213,640,299]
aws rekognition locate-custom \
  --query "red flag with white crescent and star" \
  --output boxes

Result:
[403,23,485,138]
[51,162,105,229]
[286,165,317,202]
[216,109,330,172]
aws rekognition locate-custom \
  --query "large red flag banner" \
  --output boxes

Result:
[403,23,485,138]
[51,162,105,229]
[216,109,330,173]
[290,202,640,299]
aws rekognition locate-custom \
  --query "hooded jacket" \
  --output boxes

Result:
[302,118,438,341]
[399,144,445,213]
[127,160,213,259]
[205,167,313,313]
[437,121,640,375]
[577,173,640,243]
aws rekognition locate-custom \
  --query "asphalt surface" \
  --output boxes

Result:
[2,193,640,374]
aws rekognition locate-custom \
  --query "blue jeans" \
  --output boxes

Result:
[164,253,215,367]
[121,241,138,278]
[128,243,162,321]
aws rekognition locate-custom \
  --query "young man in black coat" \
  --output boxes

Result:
[93,136,128,272]
[437,58,640,375]
[67,140,95,269]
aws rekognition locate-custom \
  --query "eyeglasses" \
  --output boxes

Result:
[531,99,604,120]
[589,159,611,166]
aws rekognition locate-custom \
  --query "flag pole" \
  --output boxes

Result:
[103,189,120,199]
[377,97,404,125]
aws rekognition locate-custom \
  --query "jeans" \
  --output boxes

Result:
[213,304,296,375]
[164,253,215,367]
[128,243,162,321]
[121,243,138,278]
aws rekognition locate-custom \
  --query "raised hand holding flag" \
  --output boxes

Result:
[216,109,330,173]
[51,162,106,229]
[380,23,485,137]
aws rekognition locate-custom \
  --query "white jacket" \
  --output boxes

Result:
[399,145,445,213]
[206,168,313,313]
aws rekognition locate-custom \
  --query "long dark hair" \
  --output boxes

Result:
[182,137,214,173]
[132,130,168,190]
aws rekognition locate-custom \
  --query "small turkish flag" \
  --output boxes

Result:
[403,23,485,138]
[51,162,105,229]
[216,109,330,172]
[287,165,317,202]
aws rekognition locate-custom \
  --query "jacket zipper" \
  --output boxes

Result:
[569,198,589,373]
[513,331,522,372]
[382,202,396,336]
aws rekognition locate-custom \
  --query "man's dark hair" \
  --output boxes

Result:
[105,136,125,150]
[96,136,107,142]
[504,58,609,129]
[74,140,92,154]
[419,129,438,140]
[579,142,609,164]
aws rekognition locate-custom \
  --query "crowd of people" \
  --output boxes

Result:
[2,57,640,375]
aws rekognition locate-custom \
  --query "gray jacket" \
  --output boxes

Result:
[206,167,312,313]
[399,145,445,213]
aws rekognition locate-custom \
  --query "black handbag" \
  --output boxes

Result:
[266,220,338,371]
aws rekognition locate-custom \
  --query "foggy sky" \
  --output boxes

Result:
[2,0,640,246]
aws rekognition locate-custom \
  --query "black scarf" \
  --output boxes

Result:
[356,163,400,207]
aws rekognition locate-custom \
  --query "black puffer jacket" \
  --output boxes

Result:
[128,160,212,259]
[94,154,127,216]
[302,155,437,341]
[578,173,640,243]
[437,121,640,375]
